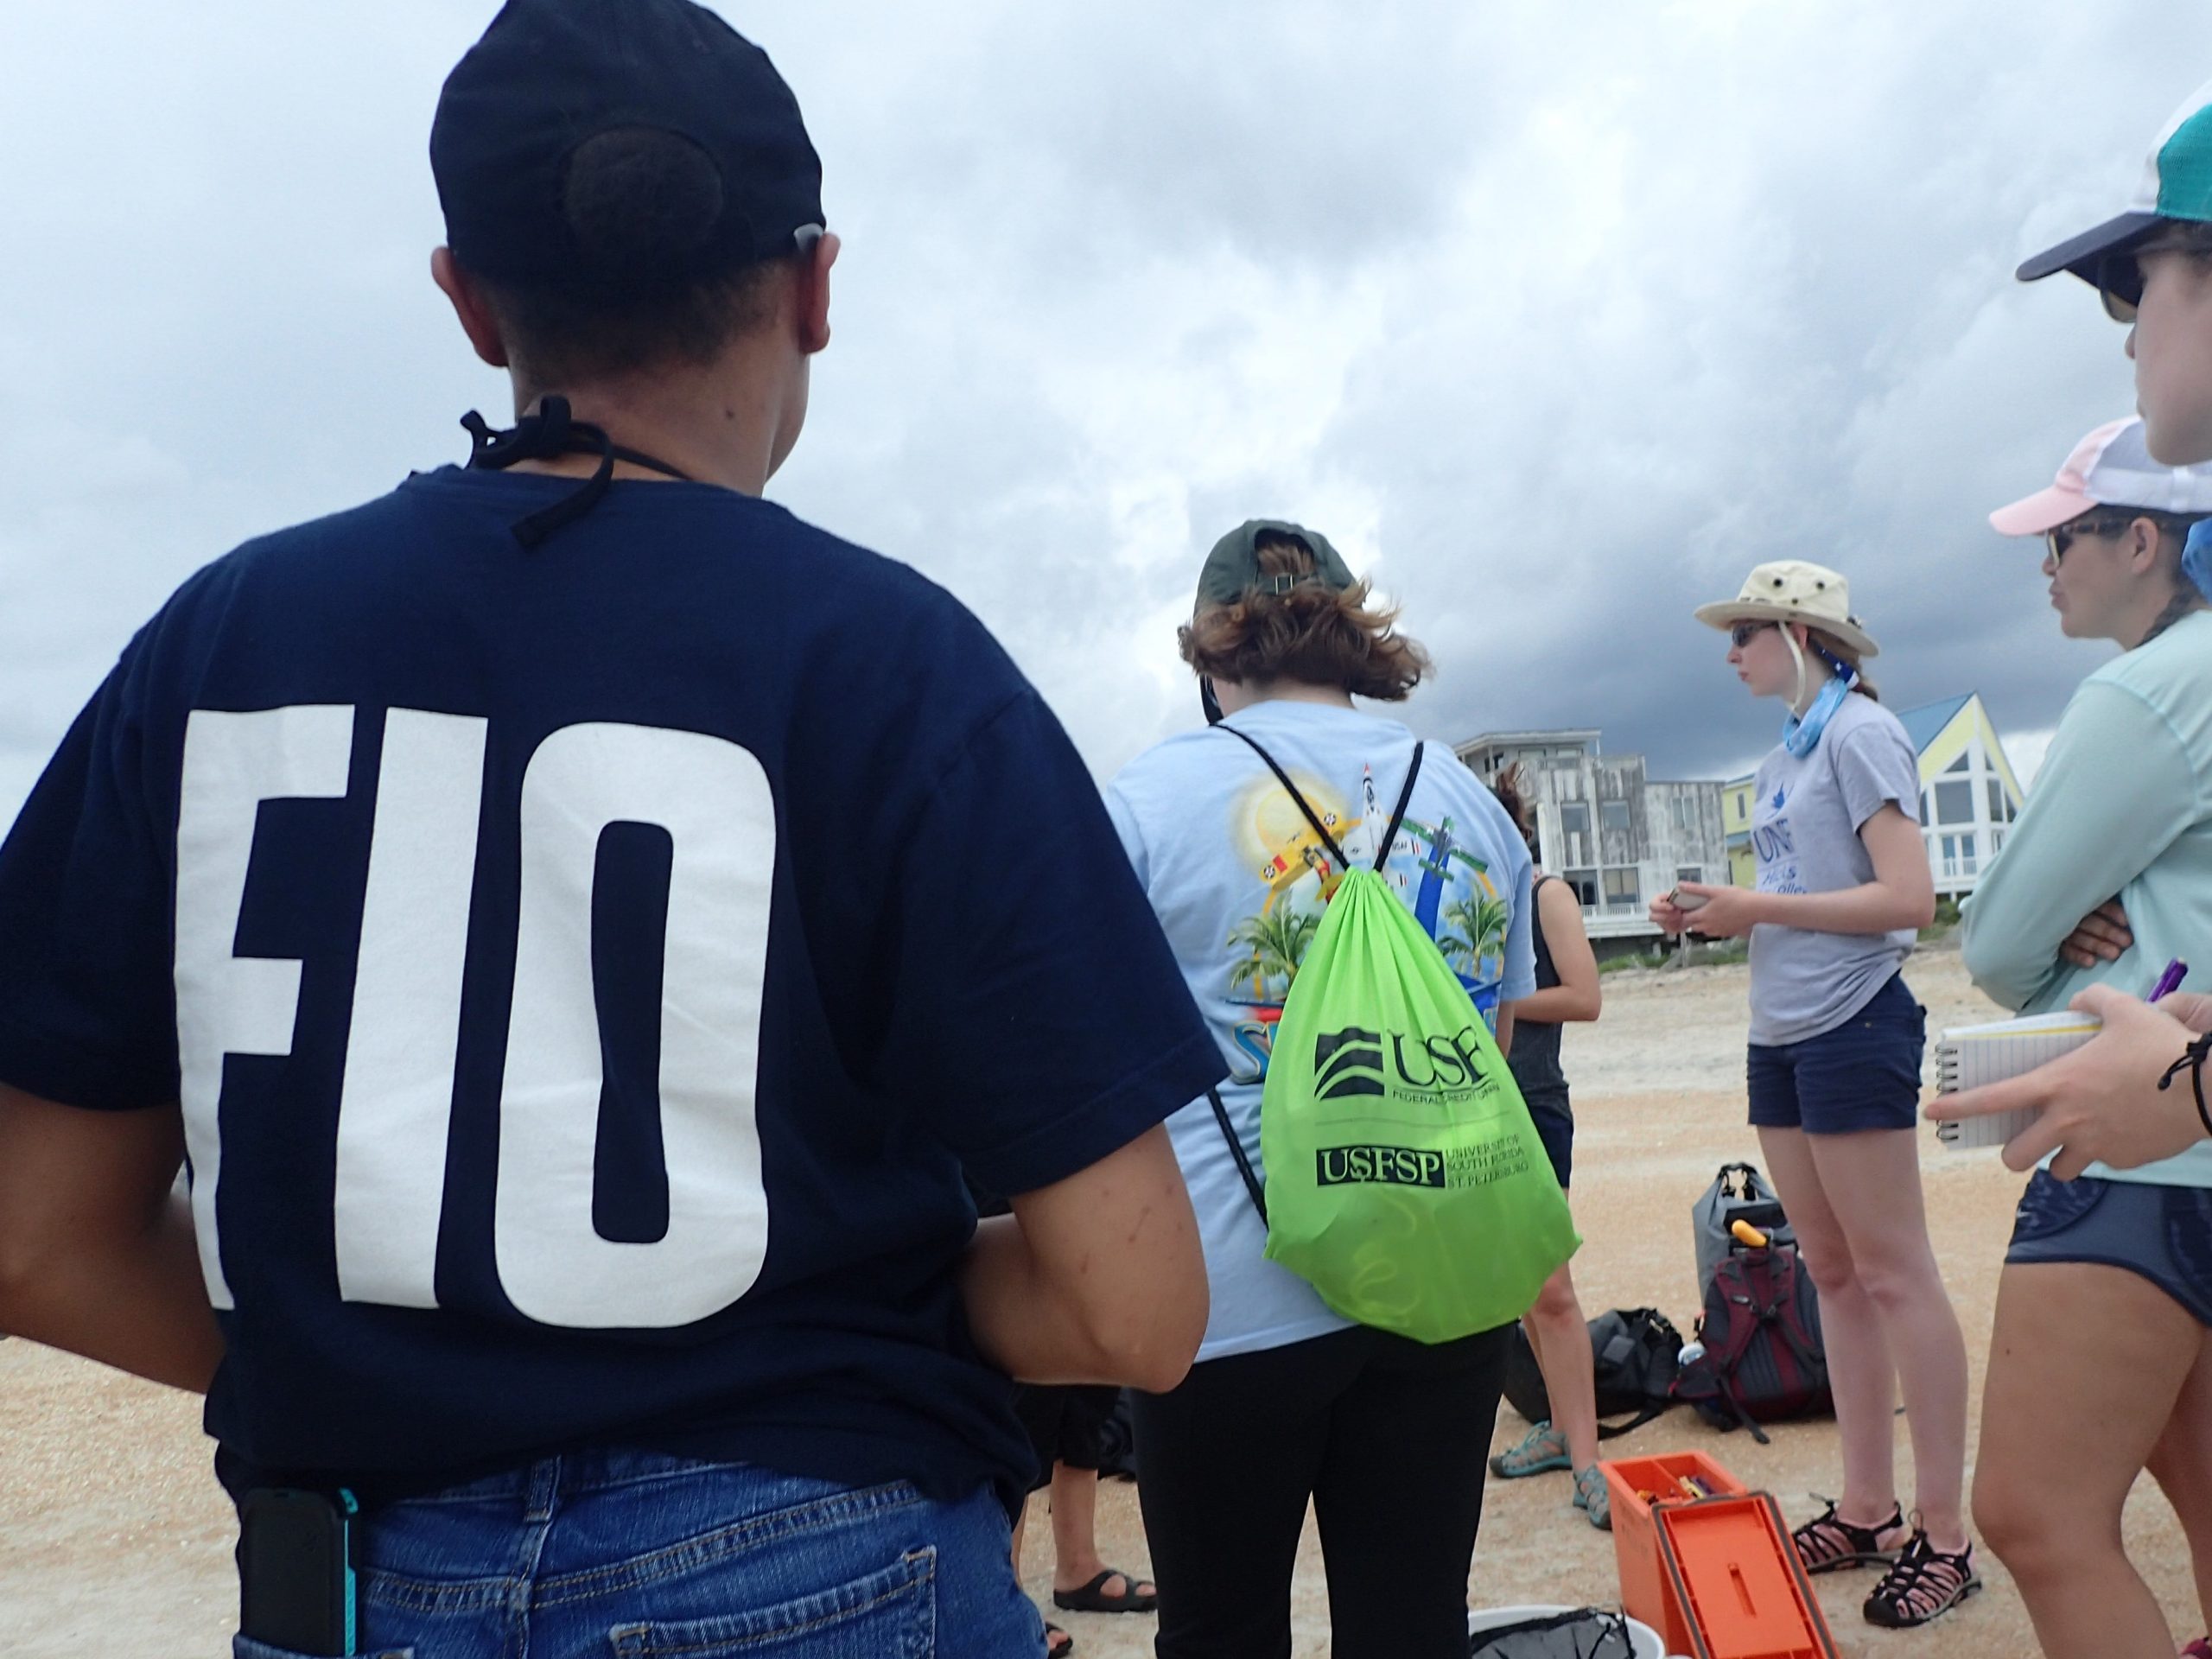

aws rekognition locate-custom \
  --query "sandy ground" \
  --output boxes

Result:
[3,939,2202,1656]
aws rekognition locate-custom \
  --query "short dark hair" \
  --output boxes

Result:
[476,128,794,391]
[2129,506,2209,541]
[2158,219,2212,257]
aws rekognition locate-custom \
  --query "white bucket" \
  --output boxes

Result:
[1465,1603,1670,1659]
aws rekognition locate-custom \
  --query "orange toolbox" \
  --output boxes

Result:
[1599,1451,1746,1652]
[1656,1492,1840,1659]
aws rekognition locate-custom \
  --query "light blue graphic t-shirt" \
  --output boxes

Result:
[1106,701,1535,1361]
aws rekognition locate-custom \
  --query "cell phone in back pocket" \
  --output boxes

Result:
[238,1487,359,1656]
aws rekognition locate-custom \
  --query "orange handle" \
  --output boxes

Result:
[1730,1218,1770,1249]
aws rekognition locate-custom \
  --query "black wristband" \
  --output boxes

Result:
[2155,1033,2212,1139]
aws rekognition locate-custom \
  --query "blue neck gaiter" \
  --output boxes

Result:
[1781,665,1858,757]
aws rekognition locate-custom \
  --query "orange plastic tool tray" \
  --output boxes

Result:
[1656,1493,1840,1659]
[1599,1451,1747,1652]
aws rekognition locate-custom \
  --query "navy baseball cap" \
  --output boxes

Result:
[430,0,824,293]
[2018,78,2212,285]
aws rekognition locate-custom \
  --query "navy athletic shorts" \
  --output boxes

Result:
[1523,1093,1573,1190]
[1746,972,1925,1135]
[1012,1383,1119,1489]
[2005,1167,2212,1327]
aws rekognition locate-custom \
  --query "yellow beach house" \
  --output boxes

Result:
[1723,693,2024,898]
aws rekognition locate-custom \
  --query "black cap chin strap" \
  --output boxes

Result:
[461,396,692,549]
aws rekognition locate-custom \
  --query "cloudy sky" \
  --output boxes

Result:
[0,0,2196,823]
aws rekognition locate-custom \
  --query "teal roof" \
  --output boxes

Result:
[1895,694,1973,756]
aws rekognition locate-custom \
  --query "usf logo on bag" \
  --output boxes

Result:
[1313,1028,1385,1099]
[1205,727,1578,1344]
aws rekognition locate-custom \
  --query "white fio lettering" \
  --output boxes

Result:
[333,710,489,1309]
[176,708,775,1331]
[175,706,357,1309]
[496,722,774,1328]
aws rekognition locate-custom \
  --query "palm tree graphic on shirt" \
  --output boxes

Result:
[1226,906,1322,1002]
[1440,892,1510,984]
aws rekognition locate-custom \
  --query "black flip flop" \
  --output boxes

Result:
[1045,1622,1074,1656]
[1052,1567,1158,1614]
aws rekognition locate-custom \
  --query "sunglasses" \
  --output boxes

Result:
[2044,515,2142,564]
[1728,621,1776,649]
[2094,237,2198,323]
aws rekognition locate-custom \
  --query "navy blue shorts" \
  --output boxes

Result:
[1524,1093,1573,1189]
[1746,972,1925,1135]
[2006,1167,2212,1327]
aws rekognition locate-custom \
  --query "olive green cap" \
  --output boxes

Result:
[1193,519,1357,612]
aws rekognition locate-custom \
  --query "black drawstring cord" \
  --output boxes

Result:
[461,396,690,549]
[2156,1031,2212,1138]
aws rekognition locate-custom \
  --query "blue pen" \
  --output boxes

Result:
[2149,958,2190,1003]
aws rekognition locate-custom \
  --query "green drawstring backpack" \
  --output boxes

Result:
[1206,728,1579,1344]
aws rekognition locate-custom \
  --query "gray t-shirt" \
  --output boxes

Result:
[1746,693,1920,1046]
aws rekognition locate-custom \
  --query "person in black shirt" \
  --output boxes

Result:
[1482,766,1610,1529]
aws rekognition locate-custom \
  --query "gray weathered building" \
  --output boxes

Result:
[1452,729,1727,944]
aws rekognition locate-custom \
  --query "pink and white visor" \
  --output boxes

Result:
[1990,416,2212,536]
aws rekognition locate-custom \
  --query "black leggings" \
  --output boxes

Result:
[1132,1321,1511,1659]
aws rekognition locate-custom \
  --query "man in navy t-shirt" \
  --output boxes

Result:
[0,3,1220,1653]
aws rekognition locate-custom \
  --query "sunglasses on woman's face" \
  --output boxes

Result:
[1728,621,1776,649]
[2044,515,2137,564]
[2094,237,2198,324]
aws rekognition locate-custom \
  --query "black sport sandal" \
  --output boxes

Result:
[1864,1530,1980,1628]
[1790,1497,1905,1574]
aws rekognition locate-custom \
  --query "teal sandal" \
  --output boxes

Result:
[1490,1421,1572,1479]
[1573,1465,1612,1530]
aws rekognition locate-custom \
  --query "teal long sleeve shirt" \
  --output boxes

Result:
[1959,610,2212,1188]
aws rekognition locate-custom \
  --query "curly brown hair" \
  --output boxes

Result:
[1178,533,1431,701]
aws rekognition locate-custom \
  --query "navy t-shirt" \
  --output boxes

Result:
[0,466,1224,1502]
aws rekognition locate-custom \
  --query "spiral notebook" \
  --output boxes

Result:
[1932,1011,2103,1150]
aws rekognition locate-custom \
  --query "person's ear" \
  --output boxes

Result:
[431,247,510,370]
[793,230,838,356]
[2131,516,2163,573]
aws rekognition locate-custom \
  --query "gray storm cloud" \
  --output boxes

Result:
[0,0,2190,819]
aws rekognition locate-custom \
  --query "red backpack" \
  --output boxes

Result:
[1671,1240,1831,1442]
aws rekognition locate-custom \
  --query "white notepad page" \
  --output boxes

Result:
[1932,1011,2103,1150]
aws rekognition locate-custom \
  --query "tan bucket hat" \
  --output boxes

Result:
[1693,559,1879,659]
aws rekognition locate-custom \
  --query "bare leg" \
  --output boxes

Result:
[1047,1461,1154,1601]
[1524,1254,1599,1472]
[1757,1126,1905,1538]
[1976,1262,2199,1659]
[2145,1329,2212,1640]
[1797,1128,1970,1548]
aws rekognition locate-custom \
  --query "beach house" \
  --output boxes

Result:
[1452,729,1726,948]
[1721,693,2024,898]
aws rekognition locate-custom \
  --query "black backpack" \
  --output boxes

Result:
[1671,1240,1831,1443]
[1503,1307,1684,1441]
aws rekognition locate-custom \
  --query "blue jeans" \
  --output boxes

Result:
[233,1452,1043,1659]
